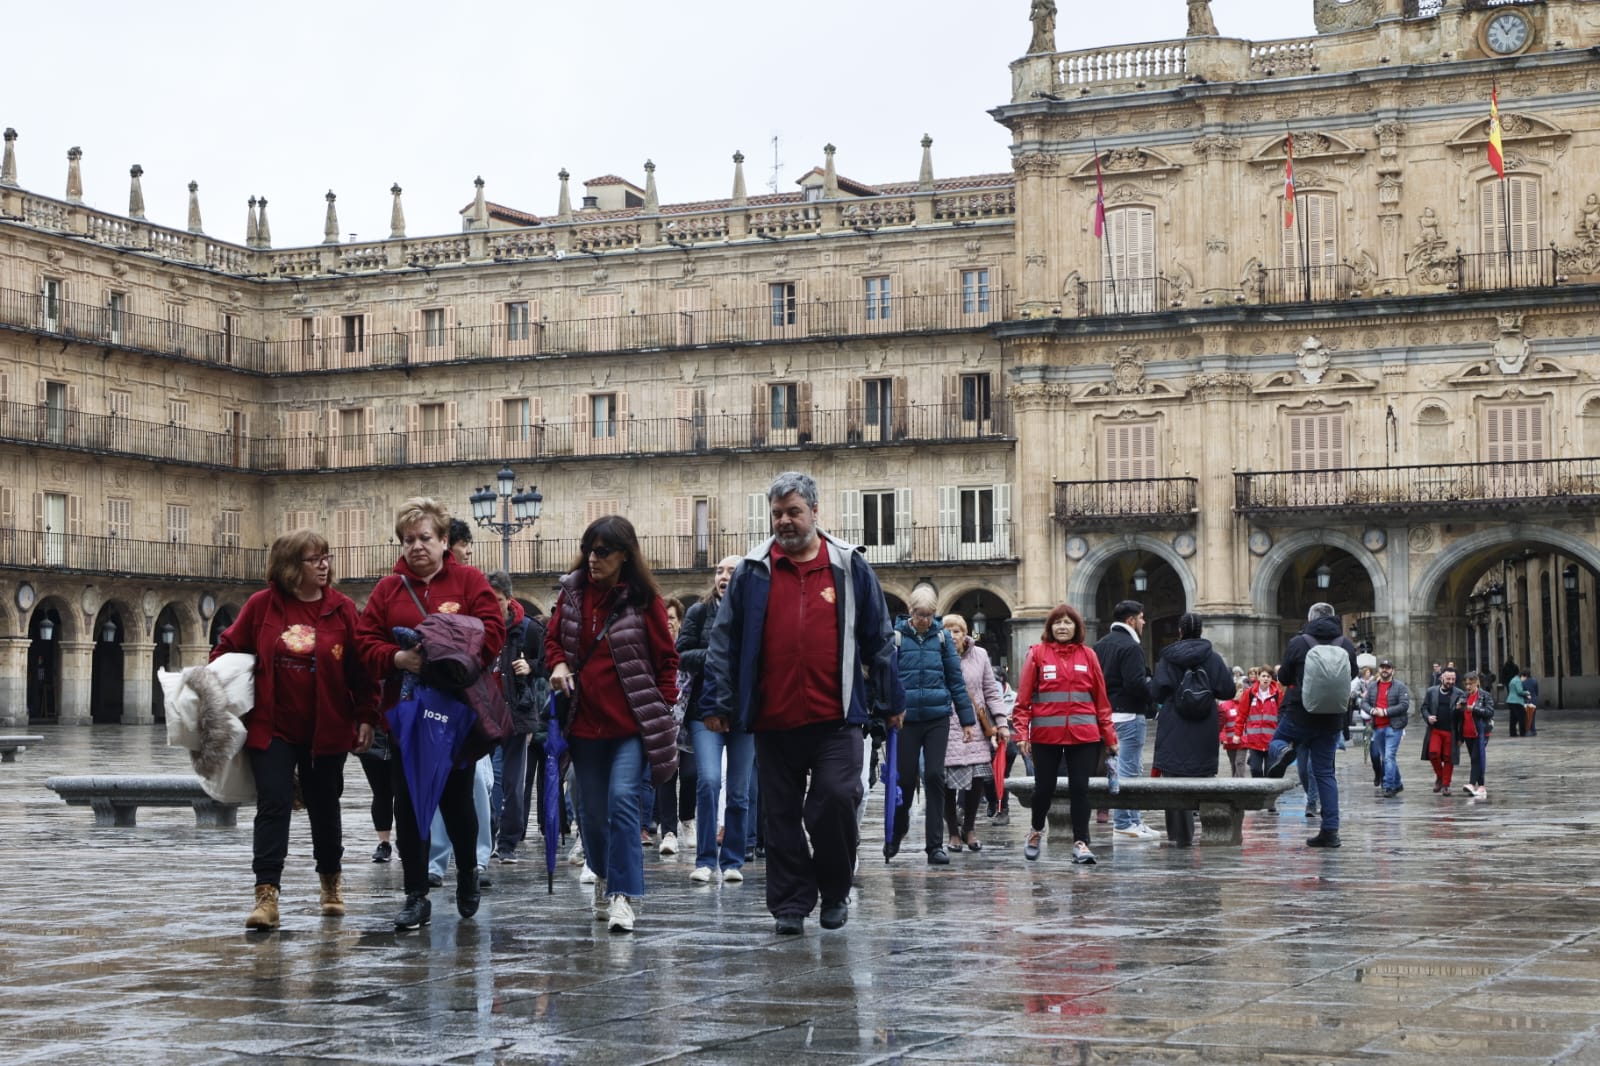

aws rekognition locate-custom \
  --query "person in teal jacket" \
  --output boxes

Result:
[886,587,976,865]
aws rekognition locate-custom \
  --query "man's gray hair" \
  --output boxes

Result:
[487,569,514,596]
[1307,601,1336,621]
[767,471,818,509]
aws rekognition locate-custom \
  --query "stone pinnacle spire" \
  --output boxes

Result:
[470,176,488,230]
[1,129,17,187]
[823,144,839,199]
[390,183,406,239]
[732,151,747,207]
[128,164,146,219]
[246,196,259,247]
[557,169,572,221]
[643,160,659,213]
[186,180,203,234]
[256,197,271,247]
[919,135,935,192]
[65,147,83,203]
[323,190,339,244]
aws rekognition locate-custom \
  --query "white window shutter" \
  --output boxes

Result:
[746,492,768,547]
[894,488,913,561]
[838,489,862,542]
[994,483,1011,558]
[938,485,958,560]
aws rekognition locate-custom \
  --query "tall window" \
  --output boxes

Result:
[1286,411,1347,504]
[338,407,363,443]
[107,292,126,341]
[960,488,995,545]
[298,318,317,366]
[590,394,617,439]
[422,309,446,349]
[770,383,799,430]
[862,490,897,548]
[166,303,183,345]
[502,398,532,442]
[770,282,796,327]
[41,278,63,331]
[1485,401,1547,497]
[43,492,67,565]
[419,402,446,438]
[865,276,892,321]
[166,399,189,426]
[505,301,531,342]
[961,373,992,423]
[44,381,68,443]
[106,497,131,539]
[962,269,991,314]
[1103,422,1159,514]
[219,313,239,363]
[864,377,893,437]
[220,509,241,548]
[1100,206,1157,313]
[341,314,366,355]
[166,503,190,545]
[1280,191,1340,300]
[1480,175,1544,285]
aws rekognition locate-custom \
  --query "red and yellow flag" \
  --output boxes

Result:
[1283,133,1296,228]
[1487,85,1506,177]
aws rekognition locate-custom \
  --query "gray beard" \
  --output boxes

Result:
[775,529,816,554]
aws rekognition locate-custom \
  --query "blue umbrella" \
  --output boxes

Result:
[386,681,474,844]
[883,725,902,852]
[542,691,569,893]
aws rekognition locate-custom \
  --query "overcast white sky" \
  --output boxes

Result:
[6,1,1315,247]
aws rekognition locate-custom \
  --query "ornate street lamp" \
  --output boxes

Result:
[1315,563,1332,590]
[1132,567,1148,593]
[38,617,55,641]
[471,464,544,572]
[159,622,176,645]
[1563,563,1579,593]
[101,620,117,643]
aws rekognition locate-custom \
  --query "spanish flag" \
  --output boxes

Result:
[1283,133,1296,229]
[1487,85,1506,178]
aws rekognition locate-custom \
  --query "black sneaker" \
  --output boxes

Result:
[495,849,519,864]
[820,900,849,930]
[883,836,901,863]
[1306,831,1342,848]
[477,866,492,890]
[928,848,951,866]
[774,915,805,936]
[457,869,480,919]
[991,811,1010,826]
[371,841,392,863]
[1265,746,1297,779]
[427,872,444,888]
[394,892,431,930]
[1381,788,1397,798]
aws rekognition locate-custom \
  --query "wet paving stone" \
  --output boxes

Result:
[4,718,1600,1063]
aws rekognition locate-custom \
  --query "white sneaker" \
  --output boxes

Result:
[567,842,585,866]
[690,866,713,883]
[659,832,678,856]
[681,818,695,841]
[722,867,744,884]
[579,865,597,885]
[1132,822,1162,840]
[592,879,609,921]
[608,896,635,933]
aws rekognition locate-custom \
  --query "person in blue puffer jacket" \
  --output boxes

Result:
[886,587,976,865]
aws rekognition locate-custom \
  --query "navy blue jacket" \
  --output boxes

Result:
[703,533,904,731]
[894,618,976,726]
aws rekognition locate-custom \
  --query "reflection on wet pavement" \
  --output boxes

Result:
[2,717,1598,1063]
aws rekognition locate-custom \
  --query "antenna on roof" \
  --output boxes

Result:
[768,134,783,195]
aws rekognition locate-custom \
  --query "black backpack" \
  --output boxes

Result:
[1174,665,1218,722]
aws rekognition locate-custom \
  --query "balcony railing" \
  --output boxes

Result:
[1456,249,1557,293]
[336,524,1017,582]
[1257,264,1357,304]
[1054,477,1199,531]
[1,399,1011,472]
[0,288,266,369]
[1076,277,1171,317]
[0,530,265,583]
[1235,457,1600,518]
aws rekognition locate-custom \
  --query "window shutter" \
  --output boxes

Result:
[993,483,1011,557]
[491,301,506,358]
[0,486,12,527]
[441,305,457,359]
[1281,192,1338,268]
[891,375,909,439]
[838,489,862,541]
[674,496,692,536]
[616,391,630,451]
[1102,206,1157,311]
[1510,175,1541,252]
[894,488,913,561]
[846,378,864,440]
[746,492,768,547]
[937,485,958,559]
[487,396,503,447]
[796,381,813,441]
[751,384,768,446]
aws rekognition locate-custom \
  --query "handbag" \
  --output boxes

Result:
[552,603,624,737]
[399,575,511,762]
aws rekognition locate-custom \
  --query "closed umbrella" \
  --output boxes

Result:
[883,725,902,853]
[542,691,569,894]
[386,682,474,843]
[991,735,1008,807]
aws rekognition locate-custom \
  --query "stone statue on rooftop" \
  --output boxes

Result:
[1187,0,1218,36]
[1028,0,1056,55]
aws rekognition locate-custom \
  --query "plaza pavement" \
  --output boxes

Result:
[2,714,1598,1065]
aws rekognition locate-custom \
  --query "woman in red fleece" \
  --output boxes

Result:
[212,529,378,931]
[356,497,503,931]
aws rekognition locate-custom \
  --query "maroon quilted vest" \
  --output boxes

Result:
[555,572,679,784]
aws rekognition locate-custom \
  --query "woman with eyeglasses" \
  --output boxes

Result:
[546,516,679,934]
[211,530,379,931]
[356,497,503,931]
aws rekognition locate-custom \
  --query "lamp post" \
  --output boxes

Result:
[470,464,543,572]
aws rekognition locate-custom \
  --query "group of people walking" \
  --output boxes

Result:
[208,469,1533,939]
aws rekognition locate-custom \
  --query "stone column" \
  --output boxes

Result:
[57,639,94,725]
[173,642,212,673]
[121,641,155,724]
[1008,363,1067,649]
[0,638,28,728]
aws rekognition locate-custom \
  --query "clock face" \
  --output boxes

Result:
[1486,11,1530,55]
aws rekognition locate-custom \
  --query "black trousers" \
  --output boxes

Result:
[1029,741,1102,845]
[357,751,394,833]
[391,755,477,895]
[944,781,983,841]
[246,739,346,887]
[652,753,699,834]
[1508,705,1527,736]
[891,716,949,853]
[755,724,863,919]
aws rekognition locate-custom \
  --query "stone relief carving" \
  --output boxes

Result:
[1186,0,1217,36]
[1297,336,1333,385]
[1405,207,1456,284]
[1102,149,1149,173]
[1012,153,1057,177]
[1190,134,1240,159]
[1110,345,1147,394]
[1494,312,1531,375]
[1372,121,1405,159]
[1027,0,1056,55]
[1187,372,1251,401]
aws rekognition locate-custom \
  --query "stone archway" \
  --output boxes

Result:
[1066,534,1198,615]
[1250,529,1390,619]
[1410,524,1600,616]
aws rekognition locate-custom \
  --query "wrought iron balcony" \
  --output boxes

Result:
[1074,277,1171,317]
[1256,264,1358,305]
[334,524,1017,582]
[1455,249,1557,293]
[0,288,265,369]
[1234,457,1600,519]
[1054,477,1199,531]
[0,401,252,469]
[0,530,265,583]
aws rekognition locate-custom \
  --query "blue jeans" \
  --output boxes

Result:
[430,755,493,876]
[1297,748,1315,812]
[1112,718,1147,830]
[1372,726,1403,792]
[688,719,755,872]
[570,735,646,899]
[1268,717,1340,833]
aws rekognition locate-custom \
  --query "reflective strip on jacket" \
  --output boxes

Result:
[1011,641,1114,747]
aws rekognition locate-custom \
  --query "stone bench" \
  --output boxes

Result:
[0,735,45,762]
[45,775,243,828]
[1008,776,1297,846]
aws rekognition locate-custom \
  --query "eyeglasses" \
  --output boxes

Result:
[587,545,619,559]
[302,554,332,566]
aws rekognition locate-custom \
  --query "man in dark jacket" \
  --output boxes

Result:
[1151,613,1235,846]
[1093,600,1158,841]
[704,471,904,936]
[1266,602,1358,848]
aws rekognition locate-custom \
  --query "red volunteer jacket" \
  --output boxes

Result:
[1012,641,1115,747]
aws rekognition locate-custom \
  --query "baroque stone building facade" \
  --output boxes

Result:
[4,0,1600,724]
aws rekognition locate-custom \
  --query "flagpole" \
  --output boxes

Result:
[1093,137,1119,315]
[1491,81,1512,283]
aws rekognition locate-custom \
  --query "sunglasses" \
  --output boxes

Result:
[587,545,620,559]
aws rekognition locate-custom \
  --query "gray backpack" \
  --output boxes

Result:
[1301,642,1351,716]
